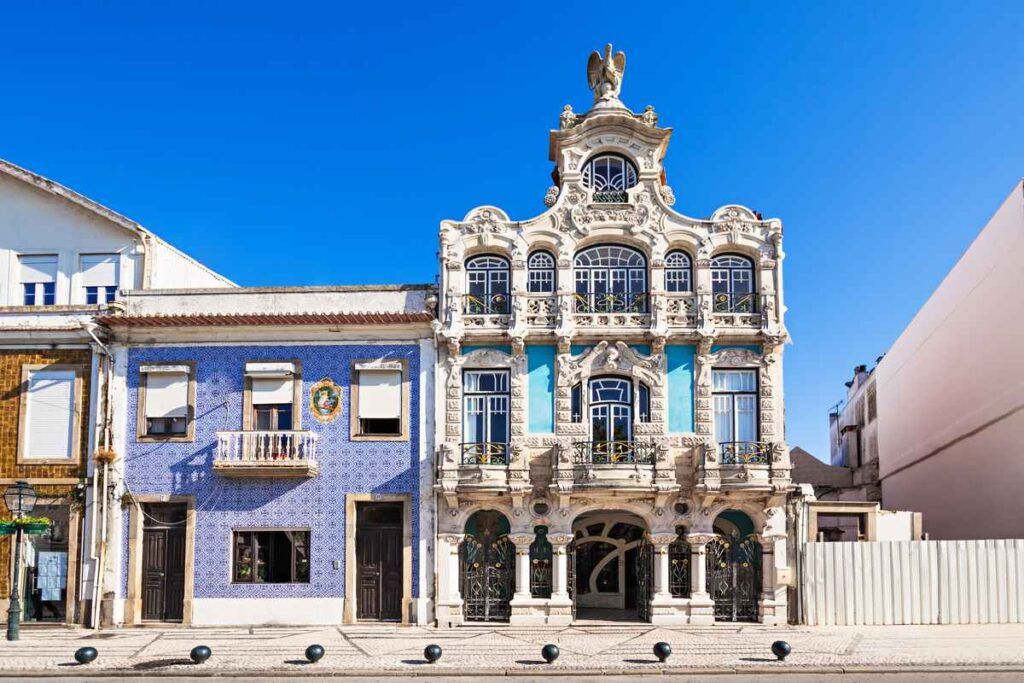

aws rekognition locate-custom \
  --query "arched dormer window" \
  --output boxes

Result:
[665,250,693,293]
[527,251,556,293]
[581,154,638,203]
[574,245,647,313]
[465,254,510,314]
[711,254,756,313]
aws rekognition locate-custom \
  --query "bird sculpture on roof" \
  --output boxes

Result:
[587,44,626,103]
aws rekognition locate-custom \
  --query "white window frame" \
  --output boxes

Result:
[17,364,83,464]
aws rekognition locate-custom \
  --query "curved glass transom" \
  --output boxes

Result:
[581,154,638,202]
[574,245,647,313]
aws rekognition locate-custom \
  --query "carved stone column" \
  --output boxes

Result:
[436,533,465,628]
[686,532,717,625]
[650,533,676,599]
[545,532,575,625]
[758,534,788,625]
[509,533,535,600]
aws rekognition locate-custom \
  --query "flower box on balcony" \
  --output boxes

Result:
[0,517,52,535]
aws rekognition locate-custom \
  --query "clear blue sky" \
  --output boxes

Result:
[3,2,1022,459]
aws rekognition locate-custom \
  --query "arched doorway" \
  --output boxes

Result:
[461,510,513,622]
[571,511,651,622]
[707,510,761,622]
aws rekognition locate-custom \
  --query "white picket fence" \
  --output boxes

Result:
[801,540,1024,625]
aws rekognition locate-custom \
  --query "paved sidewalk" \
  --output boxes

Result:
[1,623,1022,677]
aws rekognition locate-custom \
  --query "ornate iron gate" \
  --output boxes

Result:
[635,534,654,622]
[707,534,761,622]
[460,533,513,622]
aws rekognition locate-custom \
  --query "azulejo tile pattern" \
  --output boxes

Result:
[121,344,421,600]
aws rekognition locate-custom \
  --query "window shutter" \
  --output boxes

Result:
[19,255,58,283]
[24,370,76,459]
[144,371,188,418]
[252,377,293,404]
[80,254,119,287]
[358,370,402,419]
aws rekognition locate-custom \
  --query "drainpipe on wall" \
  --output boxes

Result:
[81,322,112,630]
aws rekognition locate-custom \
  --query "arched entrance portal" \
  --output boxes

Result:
[571,511,652,622]
[461,510,513,622]
[707,510,761,622]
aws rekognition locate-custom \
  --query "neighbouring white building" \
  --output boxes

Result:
[825,363,882,501]
[0,158,233,627]
[433,47,797,626]
[874,180,1024,540]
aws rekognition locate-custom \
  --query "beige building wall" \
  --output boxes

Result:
[876,181,1024,539]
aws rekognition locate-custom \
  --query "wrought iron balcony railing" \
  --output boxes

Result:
[592,190,628,203]
[574,291,648,314]
[464,293,510,315]
[712,291,757,314]
[718,441,771,465]
[461,441,509,465]
[572,440,656,465]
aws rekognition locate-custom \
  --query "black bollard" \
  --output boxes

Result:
[541,643,560,663]
[74,647,98,665]
[190,645,211,664]
[424,644,442,663]
[305,644,325,663]
[653,641,672,662]
[771,640,791,661]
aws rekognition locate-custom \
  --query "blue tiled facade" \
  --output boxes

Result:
[121,343,421,601]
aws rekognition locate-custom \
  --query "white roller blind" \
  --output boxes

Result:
[19,255,58,283]
[245,361,295,377]
[145,371,188,418]
[358,370,402,419]
[252,377,293,404]
[24,370,76,460]
[80,254,119,287]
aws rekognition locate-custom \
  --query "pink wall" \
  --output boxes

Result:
[876,181,1024,539]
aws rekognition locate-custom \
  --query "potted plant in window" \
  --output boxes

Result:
[15,516,51,535]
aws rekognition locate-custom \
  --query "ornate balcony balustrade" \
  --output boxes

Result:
[574,290,648,314]
[461,441,509,465]
[213,430,319,478]
[464,293,510,315]
[572,440,656,465]
[521,293,558,327]
[663,292,697,327]
[712,291,757,314]
[718,441,772,465]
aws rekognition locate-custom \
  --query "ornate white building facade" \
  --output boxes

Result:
[433,48,795,626]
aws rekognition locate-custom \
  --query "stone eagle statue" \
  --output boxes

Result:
[587,44,626,102]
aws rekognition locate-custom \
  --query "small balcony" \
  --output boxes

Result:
[710,291,763,328]
[213,430,319,478]
[461,441,509,465]
[463,293,509,315]
[572,440,656,465]
[573,290,650,328]
[718,441,771,465]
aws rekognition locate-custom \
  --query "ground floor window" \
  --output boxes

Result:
[20,504,70,623]
[232,530,310,583]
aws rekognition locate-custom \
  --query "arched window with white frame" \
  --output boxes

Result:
[527,251,556,293]
[581,154,638,203]
[465,254,510,314]
[711,254,756,313]
[574,245,647,313]
[665,250,693,293]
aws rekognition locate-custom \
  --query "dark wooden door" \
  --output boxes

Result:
[141,504,187,622]
[356,503,403,621]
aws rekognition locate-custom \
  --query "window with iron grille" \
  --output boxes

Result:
[581,154,638,202]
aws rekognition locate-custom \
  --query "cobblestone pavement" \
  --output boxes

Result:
[1,623,1022,677]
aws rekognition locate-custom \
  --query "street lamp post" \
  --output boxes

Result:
[5,480,37,641]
